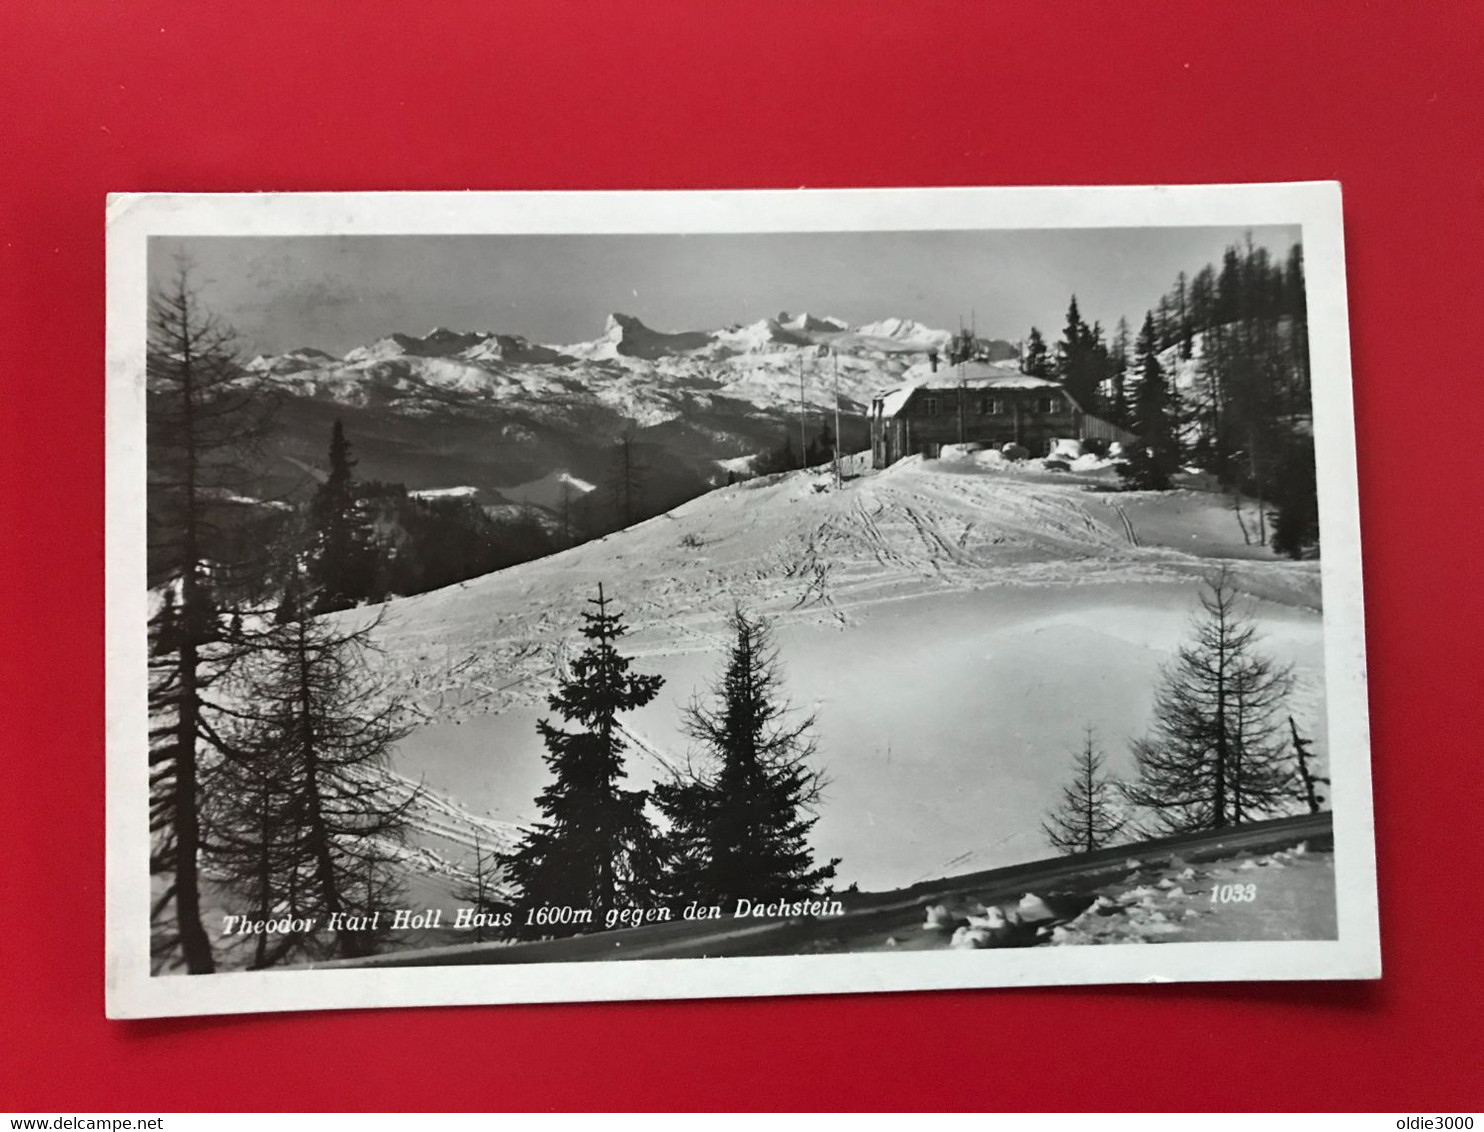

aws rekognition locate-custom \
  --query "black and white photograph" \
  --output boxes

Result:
[104,185,1379,1018]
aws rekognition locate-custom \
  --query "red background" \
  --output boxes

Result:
[2,0,1481,1113]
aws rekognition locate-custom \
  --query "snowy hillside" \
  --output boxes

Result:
[333,454,1327,892]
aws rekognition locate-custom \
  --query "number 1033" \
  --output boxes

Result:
[1210,882,1258,903]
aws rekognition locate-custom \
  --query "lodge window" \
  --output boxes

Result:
[922,396,939,416]
[979,397,1004,415]
[1037,396,1058,414]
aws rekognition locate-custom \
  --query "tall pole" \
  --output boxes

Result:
[833,349,843,488]
[798,354,808,469]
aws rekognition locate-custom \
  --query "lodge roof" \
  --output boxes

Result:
[874,360,1062,419]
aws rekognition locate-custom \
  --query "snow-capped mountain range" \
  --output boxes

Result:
[246,311,1015,423]
[231,311,1016,502]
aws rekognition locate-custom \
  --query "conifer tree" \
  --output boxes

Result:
[1154,293,1174,351]
[1117,313,1181,490]
[1042,730,1128,855]
[1023,327,1052,378]
[1284,243,1311,399]
[654,608,839,905]
[1174,270,1194,359]
[306,420,376,613]
[147,268,275,974]
[1056,296,1101,410]
[206,570,417,963]
[1124,568,1298,834]
[498,585,665,936]
[1088,319,1111,401]
[1269,434,1320,559]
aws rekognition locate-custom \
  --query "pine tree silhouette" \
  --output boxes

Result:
[1023,326,1052,378]
[1118,312,1180,490]
[1042,730,1128,855]
[306,420,377,613]
[1269,434,1320,559]
[498,585,665,936]
[655,607,839,906]
[1056,296,1102,411]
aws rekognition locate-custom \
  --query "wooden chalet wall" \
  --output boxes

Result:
[872,384,1082,466]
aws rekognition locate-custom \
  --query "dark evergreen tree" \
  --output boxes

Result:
[306,420,377,613]
[205,570,418,963]
[1117,313,1181,490]
[1284,243,1311,399]
[1189,265,1217,336]
[654,608,839,906]
[146,268,275,974]
[1023,327,1052,378]
[498,585,665,936]
[1055,296,1101,410]
[1042,730,1128,855]
[1172,271,1191,358]
[1269,434,1320,559]
[1154,293,1174,352]
[1124,568,1298,834]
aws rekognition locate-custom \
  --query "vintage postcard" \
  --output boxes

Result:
[105,184,1378,1018]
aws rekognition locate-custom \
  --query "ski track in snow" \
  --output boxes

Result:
[323,457,1325,889]
[337,456,1322,726]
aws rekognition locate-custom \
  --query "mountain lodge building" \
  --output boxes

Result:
[869,358,1135,468]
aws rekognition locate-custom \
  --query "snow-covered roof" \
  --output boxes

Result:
[874,360,1061,418]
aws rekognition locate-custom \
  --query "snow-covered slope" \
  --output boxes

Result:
[338,456,1326,891]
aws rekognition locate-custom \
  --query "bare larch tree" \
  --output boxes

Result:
[147,267,275,974]
[1124,567,1297,835]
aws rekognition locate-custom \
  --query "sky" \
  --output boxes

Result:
[151,226,1301,358]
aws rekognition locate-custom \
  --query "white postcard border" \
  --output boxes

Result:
[105,183,1379,1019]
